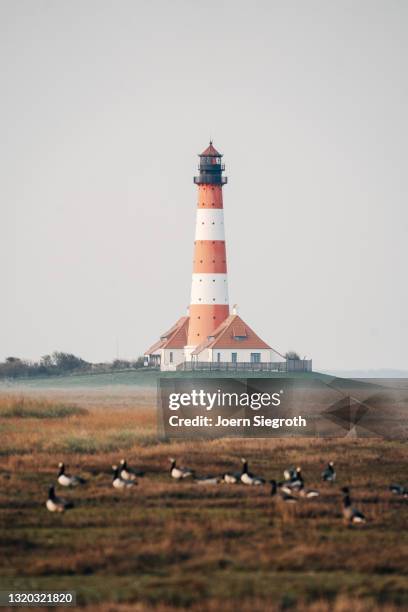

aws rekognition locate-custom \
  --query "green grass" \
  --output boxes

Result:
[0,369,159,389]
[0,369,331,391]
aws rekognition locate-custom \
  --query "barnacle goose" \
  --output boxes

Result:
[195,475,220,485]
[270,480,298,503]
[240,458,265,486]
[57,462,86,487]
[342,487,366,525]
[282,467,319,498]
[46,485,74,513]
[112,465,136,489]
[283,466,303,491]
[169,458,194,480]
[283,467,297,482]
[119,459,144,481]
[322,461,336,482]
[222,472,241,484]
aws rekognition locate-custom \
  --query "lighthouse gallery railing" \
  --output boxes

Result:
[176,360,312,372]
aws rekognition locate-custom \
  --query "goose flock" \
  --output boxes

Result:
[45,457,406,526]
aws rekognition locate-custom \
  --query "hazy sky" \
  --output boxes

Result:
[1,0,407,371]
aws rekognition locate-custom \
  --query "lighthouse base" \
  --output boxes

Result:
[144,313,293,372]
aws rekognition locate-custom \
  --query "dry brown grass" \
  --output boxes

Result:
[0,395,87,419]
[0,391,407,610]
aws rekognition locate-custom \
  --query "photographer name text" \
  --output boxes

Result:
[167,414,306,428]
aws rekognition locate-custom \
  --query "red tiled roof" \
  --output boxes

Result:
[145,317,189,355]
[232,322,247,337]
[200,142,221,157]
[144,338,166,355]
[192,314,282,355]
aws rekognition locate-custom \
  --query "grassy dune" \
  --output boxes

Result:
[0,392,407,611]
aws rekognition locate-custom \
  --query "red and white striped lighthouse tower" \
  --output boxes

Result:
[186,142,229,352]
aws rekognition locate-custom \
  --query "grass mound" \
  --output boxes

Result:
[0,397,87,419]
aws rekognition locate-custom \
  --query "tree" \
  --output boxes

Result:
[52,352,88,372]
[40,355,53,368]
[112,359,131,370]
[133,356,145,369]
[285,351,301,360]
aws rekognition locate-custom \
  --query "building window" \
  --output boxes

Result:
[250,353,261,363]
[170,352,173,363]
[231,352,237,363]
[217,352,221,362]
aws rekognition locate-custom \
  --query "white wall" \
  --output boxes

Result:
[192,348,211,362]
[161,348,185,370]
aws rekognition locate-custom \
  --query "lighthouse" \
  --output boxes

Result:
[186,142,229,355]
[144,143,289,371]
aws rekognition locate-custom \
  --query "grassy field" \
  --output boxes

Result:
[0,389,407,611]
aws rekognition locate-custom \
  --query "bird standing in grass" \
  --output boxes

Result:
[169,458,194,480]
[46,485,74,513]
[112,465,136,489]
[119,459,144,481]
[240,458,265,485]
[341,487,366,525]
[322,461,336,482]
[57,462,86,487]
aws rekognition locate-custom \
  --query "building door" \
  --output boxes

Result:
[250,353,261,363]
[231,352,237,363]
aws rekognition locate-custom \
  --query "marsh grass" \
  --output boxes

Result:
[63,430,144,454]
[0,390,407,610]
[0,396,87,419]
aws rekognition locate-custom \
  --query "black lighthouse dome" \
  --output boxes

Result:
[194,141,228,185]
